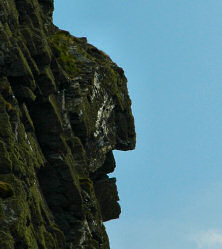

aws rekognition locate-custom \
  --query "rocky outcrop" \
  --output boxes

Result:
[0,0,136,248]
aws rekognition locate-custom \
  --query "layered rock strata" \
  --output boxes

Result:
[0,0,136,248]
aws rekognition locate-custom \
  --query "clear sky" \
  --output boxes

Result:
[54,1,222,248]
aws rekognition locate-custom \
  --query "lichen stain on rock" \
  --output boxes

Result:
[0,0,136,248]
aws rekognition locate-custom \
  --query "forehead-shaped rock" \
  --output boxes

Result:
[48,31,135,171]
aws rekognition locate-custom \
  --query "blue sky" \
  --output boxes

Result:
[54,1,222,248]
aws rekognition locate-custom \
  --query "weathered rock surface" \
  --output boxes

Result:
[0,0,136,248]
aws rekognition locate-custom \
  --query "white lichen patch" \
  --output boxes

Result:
[78,220,91,245]
[79,110,83,117]
[68,45,91,63]
[94,94,115,138]
[25,132,33,151]
[68,45,78,56]
[56,90,72,131]
[91,71,101,100]
[14,122,18,142]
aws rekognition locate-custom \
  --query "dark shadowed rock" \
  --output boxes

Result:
[0,181,14,198]
[94,178,121,222]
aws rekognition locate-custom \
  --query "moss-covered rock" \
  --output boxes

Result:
[0,181,14,198]
[0,0,136,248]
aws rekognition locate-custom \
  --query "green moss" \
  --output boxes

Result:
[103,66,125,110]
[0,231,14,249]
[12,47,35,88]
[24,132,45,167]
[43,231,56,249]
[0,140,12,173]
[18,86,37,102]
[5,101,13,112]
[0,77,11,96]
[0,96,13,142]
[22,103,35,131]
[79,177,94,194]
[81,97,97,136]
[37,67,56,95]
[86,239,99,249]
[66,136,85,158]
[6,120,45,179]
[0,181,14,198]
[49,32,80,78]
[5,178,58,249]
[3,23,13,38]
[48,94,63,125]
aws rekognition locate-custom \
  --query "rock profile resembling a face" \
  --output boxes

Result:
[0,0,136,248]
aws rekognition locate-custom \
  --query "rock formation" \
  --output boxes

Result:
[0,0,136,248]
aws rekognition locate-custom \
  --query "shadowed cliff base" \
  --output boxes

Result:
[0,0,136,248]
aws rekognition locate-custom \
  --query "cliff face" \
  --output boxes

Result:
[0,0,136,248]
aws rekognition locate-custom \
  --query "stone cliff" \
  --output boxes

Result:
[0,0,136,248]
